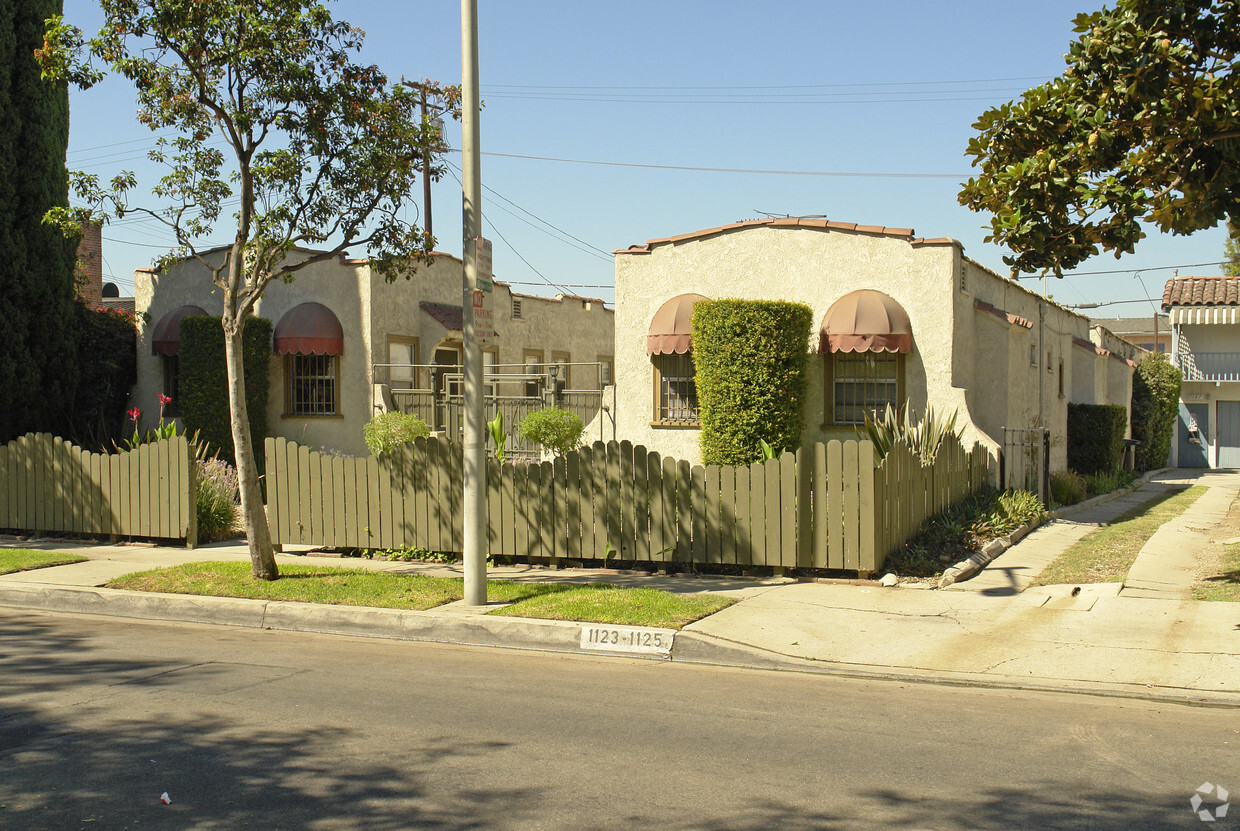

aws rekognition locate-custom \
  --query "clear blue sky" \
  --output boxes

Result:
[63,0,1229,321]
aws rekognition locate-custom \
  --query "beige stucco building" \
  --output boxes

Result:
[133,247,614,457]
[614,218,1139,477]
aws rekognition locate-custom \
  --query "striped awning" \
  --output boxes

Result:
[151,305,208,356]
[273,303,344,355]
[819,290,913,353]
[1168,307,1240,325]
[647,293,709,355]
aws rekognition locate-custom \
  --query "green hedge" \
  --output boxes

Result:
[179,315,271,471]
[60,303,138,450]
[693,299,813,465]
[1066,402,1128,475]
[1130,353,1181,470]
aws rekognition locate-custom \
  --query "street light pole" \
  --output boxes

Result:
[460,0,487,606]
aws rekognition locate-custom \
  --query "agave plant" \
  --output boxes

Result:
[861,402,961,464]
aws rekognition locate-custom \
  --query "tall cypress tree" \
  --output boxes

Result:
[0,0,78,442]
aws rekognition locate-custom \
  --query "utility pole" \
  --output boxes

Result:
[460,0,487,606]
[420,87,433,239]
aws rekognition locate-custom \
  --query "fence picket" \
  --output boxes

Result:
[676,459,692,563]
[734,464,751,565]
[561,453,579,560]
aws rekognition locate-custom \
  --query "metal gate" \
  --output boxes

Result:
[375,362,612,462]
[1000,427,1050,502]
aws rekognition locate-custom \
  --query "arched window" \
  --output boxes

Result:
[819,290,913,425]
[274,303,344,416]
[647,294,708,424]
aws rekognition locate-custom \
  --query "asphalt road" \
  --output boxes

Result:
[1,607,1237,830]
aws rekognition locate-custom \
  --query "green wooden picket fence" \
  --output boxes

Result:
[0,433,198,546]
[266,433,993,574]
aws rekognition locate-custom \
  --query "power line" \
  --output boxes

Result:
[474,150,966,179]
[481,75,1049,92]
[444,160,611,261]
[442,164,572,294]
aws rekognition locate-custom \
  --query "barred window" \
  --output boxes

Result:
[286,354,338,416]
[830,352,900,425]
[655,352,699,423]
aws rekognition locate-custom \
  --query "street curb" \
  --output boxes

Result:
[0,582,658,660]
[4,580,1238,708]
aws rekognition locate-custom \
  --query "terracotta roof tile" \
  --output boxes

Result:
[1161,276,1240,309]
[618,217,924,253]
[420,300,463,331]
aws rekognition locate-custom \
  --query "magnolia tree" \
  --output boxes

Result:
[40,0,458,579]
[959,0,1240,276]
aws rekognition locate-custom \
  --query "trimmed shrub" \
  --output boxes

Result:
[1066,402,1128,475]
[60,303,138,450]
[1130,353,1181,469]
[519,408,585,457]
[178,315,271,470]
[693,299,813,465]
[364,411,430,456]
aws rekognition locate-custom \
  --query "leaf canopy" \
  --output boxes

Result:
[959,0,1240,276]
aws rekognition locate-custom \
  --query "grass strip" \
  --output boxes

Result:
[0,549,88,575]
[1032,485,1206,586]
[107,561,734,628]
[1193,542,1240,602]
[489,584,733,628]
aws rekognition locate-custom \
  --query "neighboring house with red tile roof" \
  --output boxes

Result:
[133,247,614,457]
[1089,315,1171,355]
[1162,276,1240,468]
[615,217,1140,486]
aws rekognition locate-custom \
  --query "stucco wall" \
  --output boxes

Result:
[615,225,971,464]
[612,223,1133,474]
[135,248,615,459]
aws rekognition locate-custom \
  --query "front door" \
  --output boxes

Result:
[1177,402,1210,468]
[1218,401,1240,468]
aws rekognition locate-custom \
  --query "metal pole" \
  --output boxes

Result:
[420,87,432,239]
[460,0,486,606]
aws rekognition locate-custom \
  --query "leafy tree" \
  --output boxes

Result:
[1130,352,1181,469]
[0,0,78,442]
[1224,227,1240,276]
[959,0,1240,276]
[40,1,458,579]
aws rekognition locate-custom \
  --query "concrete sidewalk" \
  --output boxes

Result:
[1,468,1238,706]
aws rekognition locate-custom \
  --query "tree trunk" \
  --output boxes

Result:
[224,321,278,580]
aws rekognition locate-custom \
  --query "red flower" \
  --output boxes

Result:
[157,393,172,408]
[127,407,141,422]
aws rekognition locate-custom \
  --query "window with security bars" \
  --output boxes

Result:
[830,352,900,425]
[286,354,338,416]
[656,352,699,423]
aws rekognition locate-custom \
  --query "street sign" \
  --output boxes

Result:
[476,236,493,293]
[472,288,495,344]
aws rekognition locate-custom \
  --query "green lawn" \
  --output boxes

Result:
[1032,485,1205,586]
[107,561,735,628]
[1193,541,1240,602]
[0,549,88,575]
